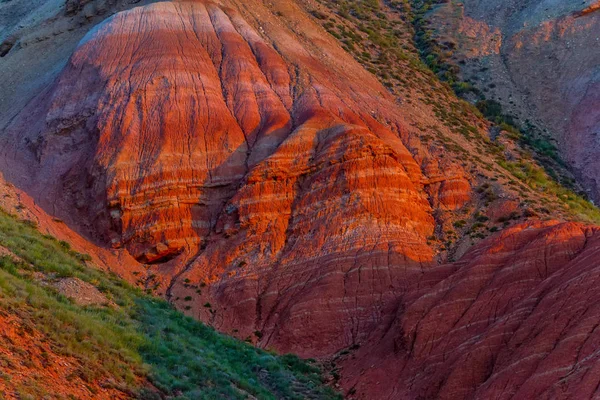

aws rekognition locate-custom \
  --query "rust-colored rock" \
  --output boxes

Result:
[0,1,471,358]
[2,1,469,266]
[3,1,600,399]
[3,0,452,354]
[339,221,600,399]
[574,1,600,17]
[0,313,130,399]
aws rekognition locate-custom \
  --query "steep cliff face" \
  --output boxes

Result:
[1,0,600,399]
[428,0,600,201]
[506,12,600,204]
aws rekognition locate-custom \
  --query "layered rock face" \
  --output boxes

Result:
[2,1,600,399]
[340,221,600,399]
[1,0,469,357]
[507,13,600,203]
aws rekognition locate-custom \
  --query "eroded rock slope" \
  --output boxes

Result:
[1,1,600,399]
[1,0,471,357]
[340,221,600,399]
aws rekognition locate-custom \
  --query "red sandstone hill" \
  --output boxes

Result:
[1,0,472,354]
[1,0,600,398]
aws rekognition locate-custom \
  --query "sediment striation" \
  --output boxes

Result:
[1,1,600,398]
[0,0,470,358]
[341,221,600,398]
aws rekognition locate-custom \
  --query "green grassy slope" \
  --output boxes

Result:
[0,210,340,399]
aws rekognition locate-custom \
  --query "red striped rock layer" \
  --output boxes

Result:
[1,1,469,264]
[174,119,437,356]
[340,221,600,399]
[2,1,600,399]
[0,0,470,357]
